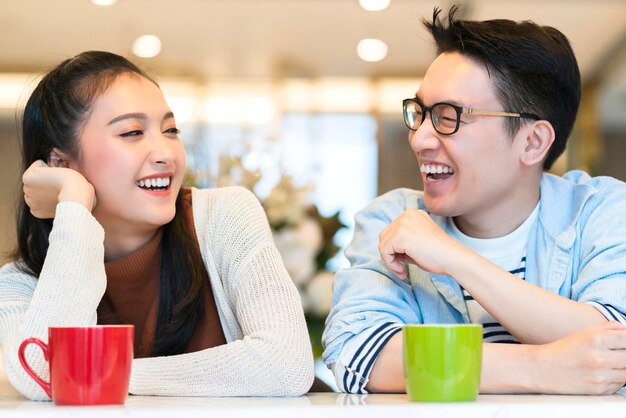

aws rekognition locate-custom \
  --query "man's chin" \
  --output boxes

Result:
[423,199,459,218]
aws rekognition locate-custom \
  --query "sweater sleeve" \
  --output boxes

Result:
[0,202,106,400]
[129,187,315,397]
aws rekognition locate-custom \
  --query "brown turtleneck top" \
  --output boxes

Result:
[97,189,226,357]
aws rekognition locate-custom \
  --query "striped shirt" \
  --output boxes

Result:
[461,256,526,344]
[449,204,626,339]
[447,204,539,343]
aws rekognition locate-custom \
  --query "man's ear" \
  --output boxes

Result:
[519,120,555,167]
[47,148,73,168]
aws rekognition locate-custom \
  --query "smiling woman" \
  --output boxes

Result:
[0,51,314,400]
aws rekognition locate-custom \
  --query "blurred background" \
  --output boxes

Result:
[0,0,625,388]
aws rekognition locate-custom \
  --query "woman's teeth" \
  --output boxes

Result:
[136,177,171,190]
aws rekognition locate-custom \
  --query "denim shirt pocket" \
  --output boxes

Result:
[539,227,576,295]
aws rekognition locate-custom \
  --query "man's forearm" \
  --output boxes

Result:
[366,333,543,394]
[447,248,607,344]
[480,342,542,393]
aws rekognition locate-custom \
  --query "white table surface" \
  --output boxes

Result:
[1,379,625,418]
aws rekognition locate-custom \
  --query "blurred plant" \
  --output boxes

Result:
[215,155,345,357]
[183,169,199,188]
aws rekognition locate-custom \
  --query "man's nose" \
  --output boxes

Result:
[408,115,440,153]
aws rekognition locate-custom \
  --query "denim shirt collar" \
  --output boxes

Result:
[538,171,596,250]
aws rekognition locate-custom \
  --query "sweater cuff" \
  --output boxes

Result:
[53,201,104,244]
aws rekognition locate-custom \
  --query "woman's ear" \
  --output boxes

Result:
[520,120,555,167]
[47,148,72,168]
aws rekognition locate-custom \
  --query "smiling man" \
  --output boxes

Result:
[323,7,626,395]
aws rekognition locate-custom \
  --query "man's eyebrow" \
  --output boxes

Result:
[163,111,174,121]
[107,113,147,126]
[413,95,468,107]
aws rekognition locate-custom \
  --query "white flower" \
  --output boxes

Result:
[273,227,317,287]
[264,175,314,227]
[294,218,324,253]
[305,270,335,317]
[271,217,324,288]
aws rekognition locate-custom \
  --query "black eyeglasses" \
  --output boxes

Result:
[402,98,541,135]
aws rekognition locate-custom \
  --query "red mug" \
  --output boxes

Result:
[18,325,134,405]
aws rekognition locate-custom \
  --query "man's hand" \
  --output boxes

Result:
[23,160,96,219]
[378,208,467,278]
[533,321,626,395]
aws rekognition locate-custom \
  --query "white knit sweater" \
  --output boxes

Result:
[0,186,314,400]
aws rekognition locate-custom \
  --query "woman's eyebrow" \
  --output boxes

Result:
[107,112,147,125]
[107,111,174,125]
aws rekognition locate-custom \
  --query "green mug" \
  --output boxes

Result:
[403,324,482,402]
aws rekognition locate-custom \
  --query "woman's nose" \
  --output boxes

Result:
[150,134,176,164]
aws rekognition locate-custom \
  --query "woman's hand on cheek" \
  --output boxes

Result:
[23,160,96,219]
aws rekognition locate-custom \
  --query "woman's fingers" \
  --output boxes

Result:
[22,161,96,218]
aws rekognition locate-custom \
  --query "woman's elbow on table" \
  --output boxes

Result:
[268,342,315,396]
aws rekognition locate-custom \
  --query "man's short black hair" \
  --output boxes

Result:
[423,6,581,169]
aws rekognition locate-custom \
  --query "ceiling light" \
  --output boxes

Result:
[357,39,388,62]
[359,0,390,12]
[132,35,162,58]
[90,0,118,6]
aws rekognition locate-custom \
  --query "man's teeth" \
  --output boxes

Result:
[420,164,454,174]
[136,177,171,189]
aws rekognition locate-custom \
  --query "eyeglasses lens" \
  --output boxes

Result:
[403,101,460,134]
[404,101,423,130]
[432,104,458,134]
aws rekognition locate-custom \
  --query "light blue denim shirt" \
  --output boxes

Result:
[322,170,626,394]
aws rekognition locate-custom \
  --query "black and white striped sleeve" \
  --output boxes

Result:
[331,322,403,394]
[587,302,626,325]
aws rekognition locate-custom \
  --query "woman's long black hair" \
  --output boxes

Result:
[16,51,205,356]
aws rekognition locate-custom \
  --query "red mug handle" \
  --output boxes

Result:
[18,338,52,398]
